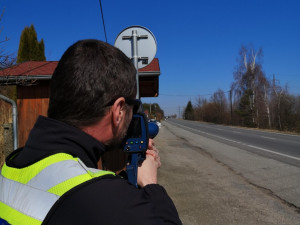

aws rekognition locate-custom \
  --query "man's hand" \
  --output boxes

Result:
[137,139,161,187]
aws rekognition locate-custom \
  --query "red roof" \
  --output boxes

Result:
[0,58,160,76]
[139,58,160,72]
[0,61,58,76]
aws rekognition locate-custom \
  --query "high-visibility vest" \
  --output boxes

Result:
[0,153,115,225]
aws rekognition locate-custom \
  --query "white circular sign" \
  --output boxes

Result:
[114,25,157,69]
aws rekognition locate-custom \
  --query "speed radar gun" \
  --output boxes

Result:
[122,102,159,188]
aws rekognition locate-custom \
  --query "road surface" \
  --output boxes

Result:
[156,119,300,225]
[167,118,300,167]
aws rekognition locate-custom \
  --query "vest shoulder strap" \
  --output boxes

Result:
[0,153,115,225]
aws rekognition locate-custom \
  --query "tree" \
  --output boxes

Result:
[0,9,16,69]
[194,96,207,121]
[184,101,194,120]
[0,8,17,99]
[17,24,46,63]
[292,95,300,132]
[270,83,296,131]
[211,89,228,124]
[231,45,270,128]
[235,89,254,126]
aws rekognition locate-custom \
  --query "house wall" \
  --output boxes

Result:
[17,81,50,147]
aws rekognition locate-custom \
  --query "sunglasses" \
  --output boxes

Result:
[105,97,141,113]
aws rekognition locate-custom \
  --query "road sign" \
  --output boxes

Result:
[115,26,157,69]
[115,26,157,98]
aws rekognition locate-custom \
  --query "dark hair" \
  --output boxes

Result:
[47,39,137,127]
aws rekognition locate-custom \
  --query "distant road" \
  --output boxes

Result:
[166,118,300,167]
[156,120,300,224]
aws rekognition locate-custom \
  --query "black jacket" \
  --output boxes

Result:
[7,116,182,225]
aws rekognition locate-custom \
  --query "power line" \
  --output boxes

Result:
[98,0,108,43]
[160,90,230,97]
[160,93,211,97]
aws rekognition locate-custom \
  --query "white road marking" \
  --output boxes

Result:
[232,131,241,134]
[174,122,300,162]
[261,136,275,140]
[227,125,300,138]
[245,145,300,161]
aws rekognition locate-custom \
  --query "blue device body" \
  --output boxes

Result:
[122,113,159,187]
[123,114,149,154]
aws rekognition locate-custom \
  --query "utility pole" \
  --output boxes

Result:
[229,89,233,125]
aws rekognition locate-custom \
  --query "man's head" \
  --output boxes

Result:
[48,39,137,128]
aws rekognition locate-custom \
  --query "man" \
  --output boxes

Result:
[0,39,182,225]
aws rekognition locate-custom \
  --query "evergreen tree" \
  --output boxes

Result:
[184,101,194,120]
[17,25,46,63]
[236,89,255,127]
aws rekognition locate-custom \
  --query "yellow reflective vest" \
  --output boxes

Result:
[0,153,115,225]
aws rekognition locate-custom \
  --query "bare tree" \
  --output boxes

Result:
[293,95,300,132]
[231,45,269,127]
[210,89,228,124]
[0,8,16,69]
[194,96,207,121]
[271,76,285,130]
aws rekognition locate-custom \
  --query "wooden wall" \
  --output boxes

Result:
[17,81,50,147]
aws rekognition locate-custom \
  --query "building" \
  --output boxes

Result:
[0,59,160,147]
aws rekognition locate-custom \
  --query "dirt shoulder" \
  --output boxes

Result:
[156,122,300,225]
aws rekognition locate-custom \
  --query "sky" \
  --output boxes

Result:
[1,0,300,116]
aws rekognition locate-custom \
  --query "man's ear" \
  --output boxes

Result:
[111,97,126,127]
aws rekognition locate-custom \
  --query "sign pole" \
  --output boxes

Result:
[132,30,140,99]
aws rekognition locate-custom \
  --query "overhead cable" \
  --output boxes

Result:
[99,0,108,42]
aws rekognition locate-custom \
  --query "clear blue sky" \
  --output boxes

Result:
[1,0,300,116]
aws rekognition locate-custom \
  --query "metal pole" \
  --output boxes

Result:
[230,90,233,125]
[132,30,140,99]
[0,94,18,150]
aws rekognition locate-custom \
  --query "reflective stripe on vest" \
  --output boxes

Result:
[0,153,115,225]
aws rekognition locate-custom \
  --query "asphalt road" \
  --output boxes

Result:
[166,118,300,167]
[155,120,300,225]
